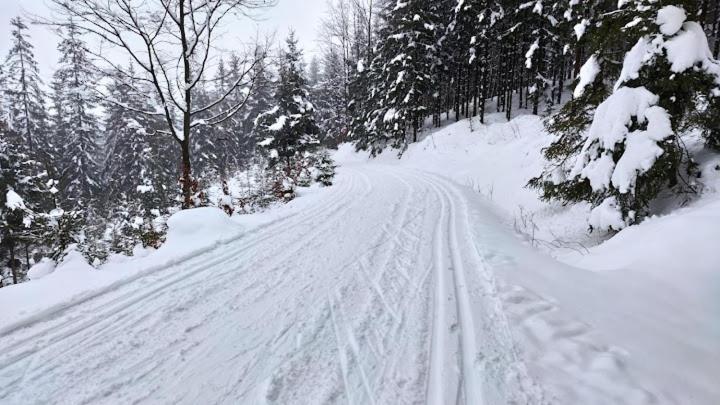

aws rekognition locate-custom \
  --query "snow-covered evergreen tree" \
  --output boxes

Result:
[0,120,55,285]
[314,49,349,147]
[533,1,720,230]
[2,17,49,158]
[102,68,174,215]
[191,78,220,181]
[51,22,101,206]
[230,50,273,160]
[362,0,441,153]
[255,32,320,170]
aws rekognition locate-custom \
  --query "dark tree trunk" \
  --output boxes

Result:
[10,242,18,285]
[181,135,192,209]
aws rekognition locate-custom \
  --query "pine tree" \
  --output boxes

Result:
[363,0,441,153]
[103,68,173,214]
[51,22,101,206]
[191,78,220,181]
[235,50,274,159]
[255,32,320,170]
[2,17,49,159]
[443,0,503,124]
[0,121,55,285]
[315,49,349,147]
[211,57,243,178]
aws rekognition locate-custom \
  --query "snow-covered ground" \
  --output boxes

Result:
[0,113,718,404]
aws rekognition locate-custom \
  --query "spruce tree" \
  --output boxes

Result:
[51,22,101,206]
[533,1,720,230]
[2,17,49,158]
[0,121,55,285]
[255,32,320,170]
[315,49,349,147]
[235,50,273,159]
[363,0,441,153]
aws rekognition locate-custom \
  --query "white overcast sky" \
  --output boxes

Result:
[0,0,328,80]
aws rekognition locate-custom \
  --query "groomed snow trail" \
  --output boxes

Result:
[0,164,671,404]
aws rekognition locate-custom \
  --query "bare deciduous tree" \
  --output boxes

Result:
[47,0,277,208]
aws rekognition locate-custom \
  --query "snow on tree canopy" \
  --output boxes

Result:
[574,54,600,98]
[573,19,589,40]
[5,189,26,210]
[616,11,720,90]
[655,5,686,36]
[664,22,718,74]
[268,115,288,131]
[571,86,672,194]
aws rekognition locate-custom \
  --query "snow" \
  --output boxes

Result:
[656,5,686,36]
[588,196,626,231]
[616,18,720,89]
[525,39,539,68]
[26,258,57,280]
[615,37,656,90]
[383,108,398,123]
[163,207,242,251]
[573,19,589,40]
[664,22,715,73]
[268,115,287,131]
[574,54,600,97]
[4,189,26,210]
[257,136,274,147]
[335,113,720,403]
[0,207,243,334]
[571,86,665,193]
[611,105,672,193]
[0,114,718,403]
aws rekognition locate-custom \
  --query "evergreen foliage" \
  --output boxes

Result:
[255,33,321,171]
[51,22,101,206]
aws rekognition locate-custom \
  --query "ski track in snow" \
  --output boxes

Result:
[0,164,674,405]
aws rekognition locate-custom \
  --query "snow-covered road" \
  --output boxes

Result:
[0,164,687,404]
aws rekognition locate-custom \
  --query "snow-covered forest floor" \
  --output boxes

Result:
[1,113,718,404]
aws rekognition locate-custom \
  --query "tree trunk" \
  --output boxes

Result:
[179,2,194,210]
[25,243,31,270]
[181,135,192,209]
[10,242,18,285]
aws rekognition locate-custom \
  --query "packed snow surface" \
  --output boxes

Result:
[0,114,718,404]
